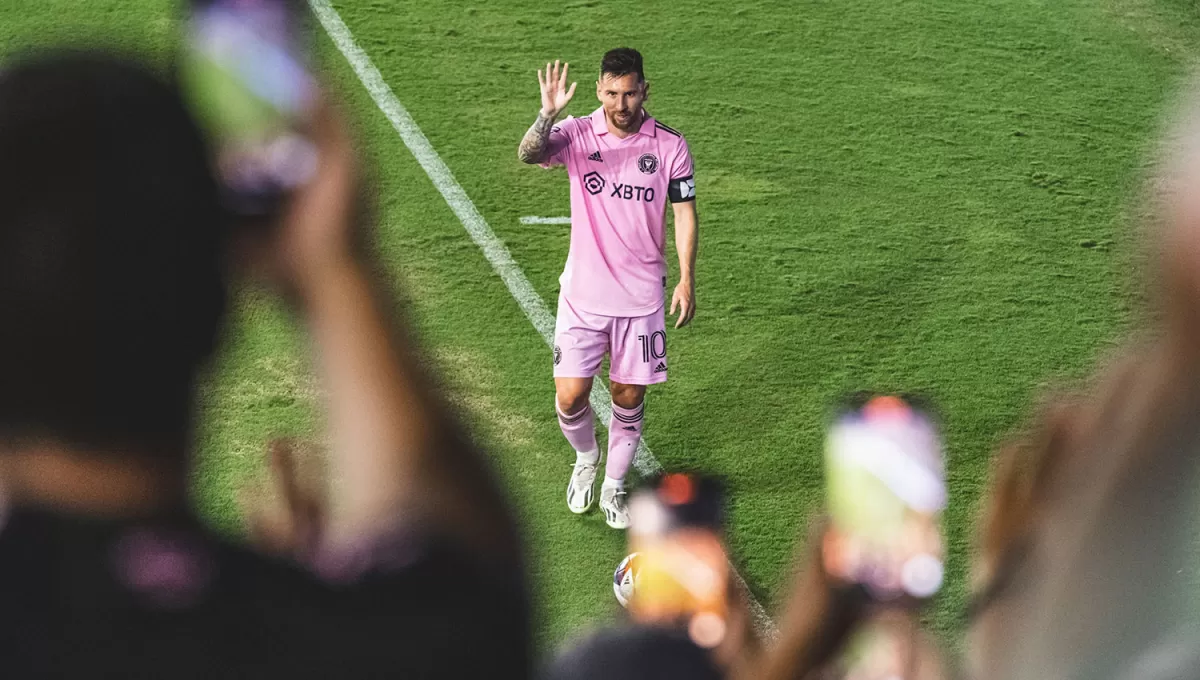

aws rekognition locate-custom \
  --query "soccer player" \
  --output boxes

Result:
[517,48,699,529]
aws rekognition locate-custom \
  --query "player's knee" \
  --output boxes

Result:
[556,390,590,415]
[610,383,645,409]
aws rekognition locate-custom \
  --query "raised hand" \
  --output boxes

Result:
[537,60,577,119]
[233,92,360,299]
[242,439,326,560]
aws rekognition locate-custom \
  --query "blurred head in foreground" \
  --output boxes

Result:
[968,82,1200,680]
[0,51,226,465]
[0,49,533,679]
[543,625,724,680]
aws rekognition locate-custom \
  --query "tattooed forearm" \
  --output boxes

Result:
[517,112,557,164]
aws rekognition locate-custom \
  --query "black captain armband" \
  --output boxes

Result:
[668,175,696,203]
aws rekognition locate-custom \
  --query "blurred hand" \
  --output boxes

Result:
[714,577,763,680]
[243,439,326,560]
[235,93,362,299]
[750,517,873,680]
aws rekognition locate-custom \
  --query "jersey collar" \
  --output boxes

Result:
[590,107,657,138]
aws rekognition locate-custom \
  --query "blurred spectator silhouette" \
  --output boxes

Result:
[0,50,528,678]
[966,86,1200,680]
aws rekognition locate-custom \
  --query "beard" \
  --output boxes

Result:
[608,108,642,132]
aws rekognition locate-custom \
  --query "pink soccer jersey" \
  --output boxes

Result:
[543,107,695,317]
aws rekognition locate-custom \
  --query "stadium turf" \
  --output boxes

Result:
[5,0,1200,652]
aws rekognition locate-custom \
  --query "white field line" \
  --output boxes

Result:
[308,0,777,640]
[519,216,572,225]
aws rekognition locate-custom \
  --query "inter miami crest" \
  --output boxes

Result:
[582,171,606,195]
[553,345,563,366]
[637,153,659,175]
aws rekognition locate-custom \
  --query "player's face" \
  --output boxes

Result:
[597,73,648,132]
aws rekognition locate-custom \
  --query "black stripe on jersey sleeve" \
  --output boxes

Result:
[668,174,696,203]
[654,122,682,138]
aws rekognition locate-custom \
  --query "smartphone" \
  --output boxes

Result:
[823,395,946,600]
[627,474,730,648]
[180,0,317,215]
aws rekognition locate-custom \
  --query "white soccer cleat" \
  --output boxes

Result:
[600,486,630,529]
[566,463,597,514]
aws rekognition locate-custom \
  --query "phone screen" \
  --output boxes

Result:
[627,475,730,648]
[180,0,316,214]
[823,396,946,600]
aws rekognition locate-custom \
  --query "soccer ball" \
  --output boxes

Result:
[613,552,640,608]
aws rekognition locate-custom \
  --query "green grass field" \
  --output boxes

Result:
[5,0,1200,654]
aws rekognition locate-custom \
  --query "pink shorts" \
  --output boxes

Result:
[553,295,668,385]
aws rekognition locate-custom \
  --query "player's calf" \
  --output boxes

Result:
[556,379,600,514]
[603,400,643,486]
[600,384,645,529]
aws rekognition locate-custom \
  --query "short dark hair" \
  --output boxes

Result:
[600,48,644,82]
[0,51,228,456]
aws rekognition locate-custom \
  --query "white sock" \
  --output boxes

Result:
[602,476,625,492]
[576,448,600,466]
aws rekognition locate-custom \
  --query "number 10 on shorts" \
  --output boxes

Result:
[638,331,667,364]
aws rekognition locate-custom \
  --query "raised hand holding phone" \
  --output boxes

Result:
[180,0,317,215]
[625,475,731,649]
[822,396,946,601]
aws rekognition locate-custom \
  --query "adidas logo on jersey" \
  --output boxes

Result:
[588,151,603,162]
[653,362,667,374]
